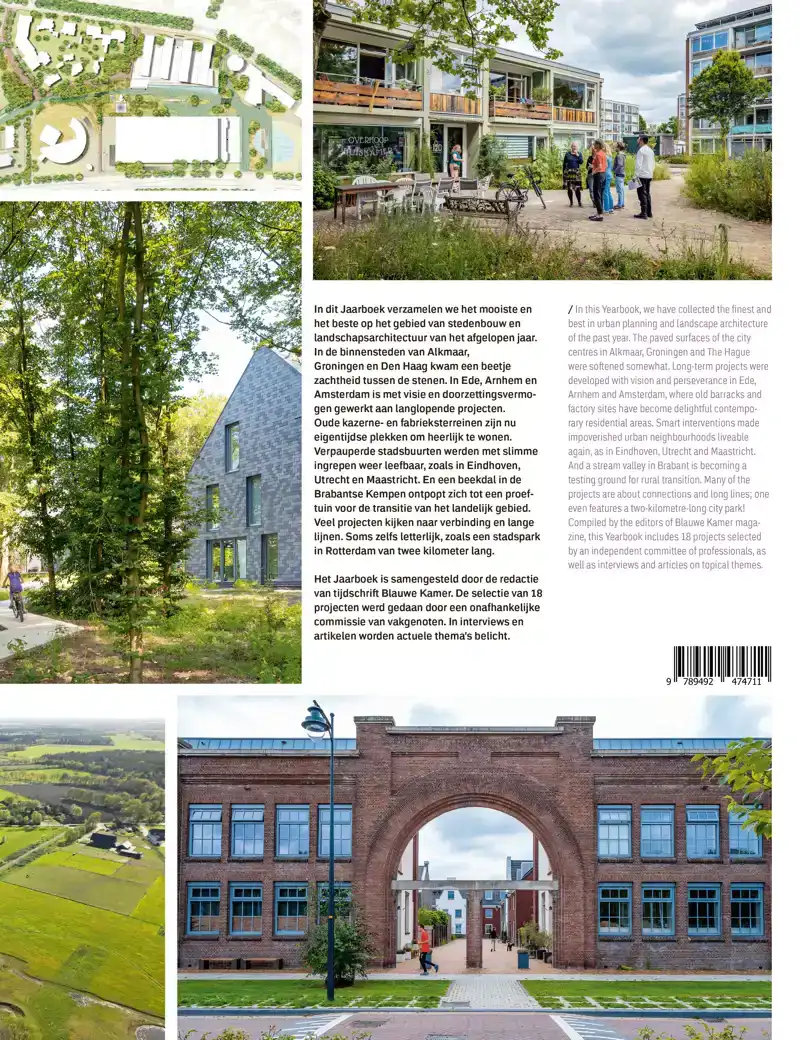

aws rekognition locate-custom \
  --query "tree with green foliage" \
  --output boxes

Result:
[303,903,376,986]
[475,133,509,183]
[638,114,648,134]
[693,737,771,838]
[657,116,679,136]
[689,50,771,151]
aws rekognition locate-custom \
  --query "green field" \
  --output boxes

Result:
[0,826,49,860]
[521,980,771,1010]
[131,874,165,925]
[179,979,450,1009]
[6,732,166,759]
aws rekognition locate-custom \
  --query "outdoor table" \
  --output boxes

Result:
[334,181,397,223]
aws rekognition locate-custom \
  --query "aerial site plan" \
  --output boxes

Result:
[0,0,301,191]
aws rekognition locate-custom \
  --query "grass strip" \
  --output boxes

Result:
[178,978,449,1010]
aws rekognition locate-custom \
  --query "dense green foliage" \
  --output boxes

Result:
[34,0,192,29]
[304,905,376,985]
[255,53,302,99]
[314,161,338,209]
[689,51,771,142]
[694,737,771,838]
[475,134,509,183]
[684,151,771,222]
[0,53,34,111]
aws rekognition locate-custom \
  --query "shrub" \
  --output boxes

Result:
[684,149,771,222]
[33,0,193,28]
[303,906,376,986]
[653,161,671,181]
[313,161,338,210]
[475,133,508,184]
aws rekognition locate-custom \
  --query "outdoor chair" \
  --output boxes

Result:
[433,178,455,212]
[378,181,411,217]
[352,174,380,220]
[477,176,492,197]
[409,182,436,215]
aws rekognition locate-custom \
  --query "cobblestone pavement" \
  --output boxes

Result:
[443,975,538,1008]
[383,938,554,975]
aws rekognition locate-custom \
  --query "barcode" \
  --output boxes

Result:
[673,645,772,682]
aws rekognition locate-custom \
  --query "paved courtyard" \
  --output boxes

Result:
[380,938,553,976]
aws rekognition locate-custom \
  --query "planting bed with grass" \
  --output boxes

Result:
[178,978,450,1010]
[521,979,771,1010]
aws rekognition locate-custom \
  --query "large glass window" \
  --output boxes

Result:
[495,134,534,159]
[359,44,386,83]
[318,804,353,858]
[231,805,264,858]
[246,475,261,527]
[230,884,263,935]
[206,539,247,582]
[688,885,721,935]
[187,883,220,934]
[735,22,771,48]
[597,806,632,858]
[553,77,587,109]
[225,422,240,472]
[641,807,674,858]
[275,883,308,935]
[235,537,247,582]
[276,805,310,858]
[188,805,222,857]
[317,881,352,922]
[313,124,419,173]
[687,806,720,858]
[598,885,632,935]
[206,484,219,531]
[692,58,713,78]
[731,885,764,935]
[317,39,357,82]
[729,807,762,858]
[642,885,675,935]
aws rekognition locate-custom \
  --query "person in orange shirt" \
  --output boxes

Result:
[418,925,439,975]
[589,140,607,222]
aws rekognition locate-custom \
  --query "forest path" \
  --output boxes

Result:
[0,609,80,661]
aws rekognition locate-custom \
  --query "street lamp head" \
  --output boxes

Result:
[302,705,330,736]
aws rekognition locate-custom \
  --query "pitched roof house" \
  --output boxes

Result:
[186,348,301,588]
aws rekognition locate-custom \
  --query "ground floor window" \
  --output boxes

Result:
[642,884,675,935]
[187,883,221,935]
[688,884,720,935]
[314,124,419,173]
[494,134,534,159]
[230,884,263,935]
[206,537,247,583]
[484,924,493,935]
[731,884,764,936]
[598,885,632,935]
[275,883,309,935]
[317,881,353,923]
[692,137,723,154]
[262,532,279,583]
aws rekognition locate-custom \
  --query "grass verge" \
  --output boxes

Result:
[178,978,450,1009]
[521,980,771,1008]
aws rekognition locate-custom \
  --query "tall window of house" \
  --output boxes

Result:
[206,484,219,531]
[393,58,419,86]
[230,884,263,935]
[640,806,674,857]
[455,908,462,918]
[484,890,493,899]
[729,807,763,858]
[231,805,264,858]
[484,908,493,918]
[275,805,310,857]
[553,77,586,110]
[317,882,353,923]
[489,70,507,98]
[188,805,222,857]
[447,890,455,900]
[274,884,308,935]
[225,422,240,472]
[731,885,764,936]
[359,44,387,83]
[187,883,220,934]
[642,885,675,935]
[686,806,720,858]
[597,806,631,858]
[246,475,262,526]
[688,885,721,936]
[317,39,357,81]
[318,805,353,858]
[597,885,632,935]
[207,541,221,581]
[235,538,247,581]
[735,22,771,47]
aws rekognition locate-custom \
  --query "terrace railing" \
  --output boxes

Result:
[489,99,551,121]
[430,92,481,116]
[314,74,423,112]
[553,106,595,124]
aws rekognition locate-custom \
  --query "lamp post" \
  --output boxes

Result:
[302,701,336,1002]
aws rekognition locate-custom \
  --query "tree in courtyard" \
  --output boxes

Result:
[313,0,561,91]
[657,116,679,136]
[638,114,648,134]
[303,900,376,986]
[693,737,771,839]
[689,50,771,152]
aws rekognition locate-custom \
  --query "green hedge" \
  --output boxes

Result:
[34,0,193,29]
[255,53,301,100]
[683,150,771,222]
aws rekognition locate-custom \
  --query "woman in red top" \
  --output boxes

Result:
[589,140,607,221]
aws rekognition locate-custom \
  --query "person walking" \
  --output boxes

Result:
[418,925,439,975]
[490,928,497,952]
[634,133,655,219]
[613,142,627,210]
[602,144,614,214]
[562,141,583,207]
[448,143,463,182]
[588,140,607,221]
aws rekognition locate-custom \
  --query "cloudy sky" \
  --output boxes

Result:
[179,695,771,879]
[509,0,733,124]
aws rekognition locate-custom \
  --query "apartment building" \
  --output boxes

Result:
[435,883,467,936]
[686,5,772,155]
[601,99,639,140]
[313,2,602,176]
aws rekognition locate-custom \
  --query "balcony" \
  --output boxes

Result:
[430,92,481,116]
[314,76,423,112]
[553,107,595,124]
[489,99,551,121]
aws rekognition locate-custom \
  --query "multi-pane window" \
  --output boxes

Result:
[447,890,455,900]
[187,883,220,934]
[225,422,240,472]
[276,805,310,857]
[231,805,264,858]
[206,484,219,531]
[642,885,675,935]
[246,475,261,527]
[686,806,720,858]
[597,806,632,858]
[641,807,674,857]
[206,538,247,582]
[734,22,771,48]
[688,885,721,936]
[598,885,632,935]
[318,805,353,858]
[275,883,308,935]
[188,805,222,857]
[230,884,263,935]
[731,885,764,936]
[729,807,762,858]
[455,908,462,918]
[317,881,352,923]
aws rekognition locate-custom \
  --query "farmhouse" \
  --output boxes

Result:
[89,831,117,849]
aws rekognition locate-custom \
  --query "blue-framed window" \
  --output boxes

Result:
[276,805,310,858]
[229,883,263,935]
[225,422,240,472]
[688,884,721,936]
[188,804,222,857]
[484,908,493,918]
[597,806,632,858]
[642,884,675,936]
[731,884,764,936]
[455,908,462,918]
[484,890,493,899]
[231,805,264,858]
[187,882,220,935]
[316,881,352,923]
[206,484,219,531]
[246,474,261,527]
[686,806,720,858]
[318,805,353,858]
[274,883,308,935]
[729,807,762,858]
[641,806,674,858]
[598,885,632,935]
[447,890,455,900]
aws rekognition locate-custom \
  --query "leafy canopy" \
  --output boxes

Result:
[693,737,771,838]
[689,51,771,140]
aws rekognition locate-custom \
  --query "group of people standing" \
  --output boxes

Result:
[562,134,655,221]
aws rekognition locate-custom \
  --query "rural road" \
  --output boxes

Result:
[0,607,80,661]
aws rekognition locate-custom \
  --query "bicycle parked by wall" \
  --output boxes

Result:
[495,164,547,210]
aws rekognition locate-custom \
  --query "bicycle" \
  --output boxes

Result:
[10,590,25,622]
[495,164,547,210]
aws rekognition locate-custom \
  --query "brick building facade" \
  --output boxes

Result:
[178,716,770,971]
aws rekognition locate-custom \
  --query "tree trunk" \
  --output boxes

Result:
[313,0,329,73]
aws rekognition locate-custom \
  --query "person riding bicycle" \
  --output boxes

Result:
[3,567,23,613]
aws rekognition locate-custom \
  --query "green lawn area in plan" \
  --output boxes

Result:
[0,825,50,860]
[6,732,165,757]
[179,978,450,1009]
[521,980,771,1009]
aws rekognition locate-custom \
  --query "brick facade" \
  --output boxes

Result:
[178,717,770,971]
[186,347,301,588]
